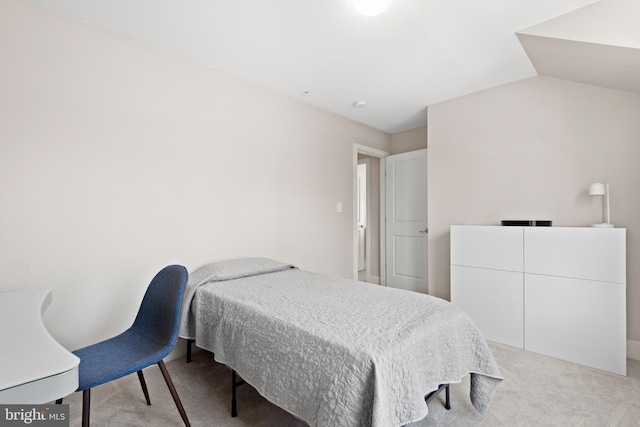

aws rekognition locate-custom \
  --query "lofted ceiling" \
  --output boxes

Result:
[518,0,640,95]
[28,0,623,134]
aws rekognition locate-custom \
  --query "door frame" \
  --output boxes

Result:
[352,143,389,281]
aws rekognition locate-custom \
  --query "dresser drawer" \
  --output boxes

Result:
[524,227,625,283]
[451,225,523,272]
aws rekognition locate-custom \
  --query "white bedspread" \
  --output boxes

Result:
[179,258,502,427]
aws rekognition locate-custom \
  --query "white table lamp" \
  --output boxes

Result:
[589,182,614,228]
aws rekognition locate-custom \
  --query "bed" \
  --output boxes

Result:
[178,257,502,427]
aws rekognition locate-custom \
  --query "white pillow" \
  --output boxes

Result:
[188,257,296,285]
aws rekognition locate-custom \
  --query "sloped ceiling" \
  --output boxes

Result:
[517,0,640,94]
[26,0,622,133]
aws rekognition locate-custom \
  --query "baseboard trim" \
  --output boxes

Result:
[628,339,640,361]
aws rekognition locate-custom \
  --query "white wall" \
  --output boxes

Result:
[390,126,427,154]
[428,75,640,342]
[0,0,390,351]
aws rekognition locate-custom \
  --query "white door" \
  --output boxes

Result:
[384,149,428,292]
[357,162,367,272]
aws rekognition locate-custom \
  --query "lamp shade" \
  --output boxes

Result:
[589,182,606,196]
[352,0,393,16]
[589,182,613,227]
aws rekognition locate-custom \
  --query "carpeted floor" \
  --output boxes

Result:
[56,341,640,426]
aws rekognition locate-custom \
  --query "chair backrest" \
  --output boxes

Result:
[130,265,188,352]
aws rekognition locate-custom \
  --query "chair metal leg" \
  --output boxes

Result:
[137,370,152,405]
[157,360,191,427]
[82,389,91,427]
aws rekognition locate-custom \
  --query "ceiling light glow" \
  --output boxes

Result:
[352,0,393,16]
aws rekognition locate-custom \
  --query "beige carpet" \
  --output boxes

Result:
[57,341,640,426]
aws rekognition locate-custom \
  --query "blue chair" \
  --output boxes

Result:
[57,265,191,427]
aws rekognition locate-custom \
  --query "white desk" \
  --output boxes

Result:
[0,289,80,403]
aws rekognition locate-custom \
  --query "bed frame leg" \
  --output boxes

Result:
[230,370,246,417]
[425,383,451,410]
[445,384,451,410]
[231,370,239,417]
[186,339,194,363]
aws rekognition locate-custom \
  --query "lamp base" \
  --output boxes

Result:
[591,223,615,228]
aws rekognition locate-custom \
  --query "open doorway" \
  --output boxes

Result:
[352,144,389,283]
[357,158,369,281]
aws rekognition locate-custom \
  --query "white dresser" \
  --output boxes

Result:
[450,225,627,375]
